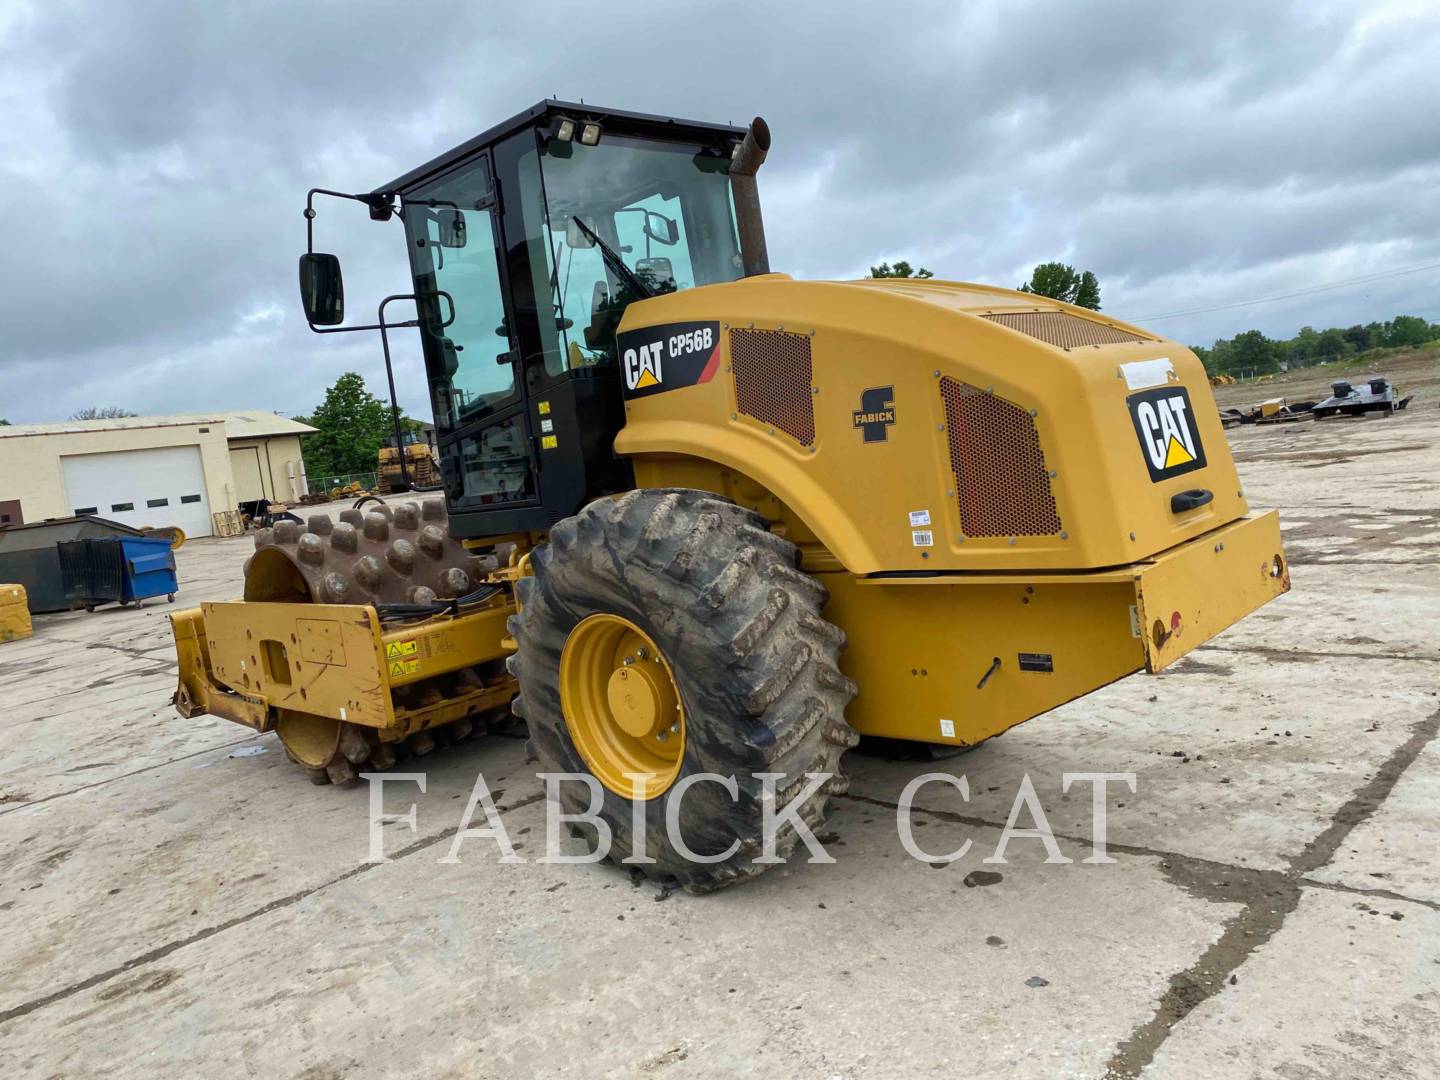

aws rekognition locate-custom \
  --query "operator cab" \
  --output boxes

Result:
[300,101,766,540]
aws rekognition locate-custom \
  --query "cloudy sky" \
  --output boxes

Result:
[2,0,1437,424]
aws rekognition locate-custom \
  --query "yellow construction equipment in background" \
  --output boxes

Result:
[377,433,440,494]
[171,101,1288,889]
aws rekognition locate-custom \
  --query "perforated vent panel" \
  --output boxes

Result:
[940,378,1062,538]
[730,329,816,446]
[984,311,1148,349]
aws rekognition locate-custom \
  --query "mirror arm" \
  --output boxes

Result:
[299,188,440,494]
[304,187,398,255]
[307,290,454,337]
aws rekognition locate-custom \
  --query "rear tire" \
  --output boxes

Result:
[509,489,858,891]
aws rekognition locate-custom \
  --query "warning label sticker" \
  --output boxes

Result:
[1128,386,1206,481]
[908,509,931,527]
[385,640,419,679]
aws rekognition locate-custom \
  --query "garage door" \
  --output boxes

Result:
[62,446,214,538]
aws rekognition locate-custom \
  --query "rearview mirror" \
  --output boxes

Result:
[298,253,344,326]
[436,208,467,248]
[643,212,678,246]
[636,257,675,289]
[564,217,596,249]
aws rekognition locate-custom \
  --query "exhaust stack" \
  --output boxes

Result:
[730,117,771,277]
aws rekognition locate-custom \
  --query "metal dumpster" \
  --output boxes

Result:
[0,516,144,613]
[59,536,178,611]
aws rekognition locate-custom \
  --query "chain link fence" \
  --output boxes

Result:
[306,472,378,498]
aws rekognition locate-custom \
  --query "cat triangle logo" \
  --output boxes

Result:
[623,341,664,391]
[1163,435,1195,469]
[1128,385,1207,481]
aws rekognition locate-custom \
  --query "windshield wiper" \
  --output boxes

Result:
[571,216,656,300]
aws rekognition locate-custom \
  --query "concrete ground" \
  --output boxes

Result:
[2,397,1437,1079]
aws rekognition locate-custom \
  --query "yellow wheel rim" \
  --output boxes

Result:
[276,710,341,769]
[559,614,685,800]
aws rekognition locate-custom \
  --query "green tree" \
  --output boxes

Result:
[1207,337,1238,374]
[1229,330,1282,374]
[870,260,934,279]
[1200,311,1440,371]
[0,419,9,426]
[1314,327,1349,360]
[1382,314,1432,348]
[70,406,138,420]
[1287,325,1319,364]
[300,372,392,478]
[1072,271,1101,310]
[1018,262,1101,309]
[1342,324,1374,352]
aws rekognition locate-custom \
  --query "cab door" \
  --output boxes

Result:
[406,152,539,514]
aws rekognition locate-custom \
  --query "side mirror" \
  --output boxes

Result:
[439,337,460,378]
[643,212,678,246]
[565,217,596,249]
[436,208,467,249]
[299,253,344,326]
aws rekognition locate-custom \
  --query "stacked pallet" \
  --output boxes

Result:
[211,510,246,538]
[0,584,32,644]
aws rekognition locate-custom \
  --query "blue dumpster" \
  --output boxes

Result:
[119,536,179,605]
[58,535,179,611]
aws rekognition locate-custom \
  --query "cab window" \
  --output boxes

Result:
[534,134,741,374]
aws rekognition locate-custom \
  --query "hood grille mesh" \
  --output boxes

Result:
[940,378,1062,538]
[730,329,816,446]
[984,311,1148,349]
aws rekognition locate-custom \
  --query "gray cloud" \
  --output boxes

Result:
[1,0,1436,424]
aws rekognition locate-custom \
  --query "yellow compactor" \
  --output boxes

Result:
[172,101,1288,888]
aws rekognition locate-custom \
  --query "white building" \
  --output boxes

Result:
[0,412,316,538]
